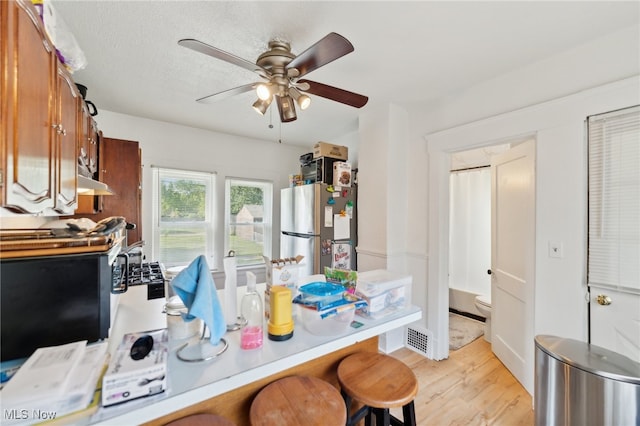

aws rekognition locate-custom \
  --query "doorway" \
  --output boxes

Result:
[448,146,507,317]
[428,135,536,395]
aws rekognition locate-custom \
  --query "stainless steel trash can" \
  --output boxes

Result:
[535,335,640,426]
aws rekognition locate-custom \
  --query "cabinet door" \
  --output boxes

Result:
[53,64,79,214]
[1,0,56,213]
[95,138,142,244]
[78,103,99,178]
[78,101,91,176]
[87,118,99,174]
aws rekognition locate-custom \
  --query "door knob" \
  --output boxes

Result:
[596,294,612,306]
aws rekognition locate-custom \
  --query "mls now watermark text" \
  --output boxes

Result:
[4,409,58,421]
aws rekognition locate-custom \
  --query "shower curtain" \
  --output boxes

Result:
[449,167,491,296]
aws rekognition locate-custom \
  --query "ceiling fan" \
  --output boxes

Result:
[178,32,368,123]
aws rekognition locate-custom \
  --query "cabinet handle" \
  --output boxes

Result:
[51,124,66,135]
[596,294,612,306]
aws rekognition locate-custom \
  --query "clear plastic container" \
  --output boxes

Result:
[240,281,264,349]
[300,306,355,336]
[165,296,201,340]
[297,282,345,304]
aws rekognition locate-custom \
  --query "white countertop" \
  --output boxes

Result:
[89,284,422,425]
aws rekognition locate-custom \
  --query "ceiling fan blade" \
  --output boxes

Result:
[287,33,354,78]
[178,39,270,79]
[298,79,368,108]
[196,83,256,104]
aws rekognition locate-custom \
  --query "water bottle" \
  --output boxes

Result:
[240,273,264,349]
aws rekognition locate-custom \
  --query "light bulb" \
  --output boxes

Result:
[290,87,311,110]
[256,84,271,101]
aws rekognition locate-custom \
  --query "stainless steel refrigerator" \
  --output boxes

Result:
[280,183,357,276]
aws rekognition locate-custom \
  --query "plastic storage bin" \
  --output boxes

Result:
[297,282,345,305]
[355,270,411,319]
[299,305,355,336]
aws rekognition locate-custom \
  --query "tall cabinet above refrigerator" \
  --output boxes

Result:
[280,183,357,277]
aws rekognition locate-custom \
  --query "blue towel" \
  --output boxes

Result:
[171,255,226,345]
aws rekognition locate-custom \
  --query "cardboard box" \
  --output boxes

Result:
[355,270,412,319]
[102,329,168,407]
[313,142,348,160]
[264,256,304,288]
[333,162,352,187]
[264,256,304,318]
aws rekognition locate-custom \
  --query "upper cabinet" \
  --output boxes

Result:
[1,0,56,213]
[0,0,78,215]
[53,62,80,214]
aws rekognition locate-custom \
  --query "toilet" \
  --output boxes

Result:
[474,294,492,343]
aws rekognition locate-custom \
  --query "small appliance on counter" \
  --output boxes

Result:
[267,286,294,341]
[0,217,165,362]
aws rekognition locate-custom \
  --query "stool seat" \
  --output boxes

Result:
[338,352,418,426]
[250,375,346,426]
[338,352,418,408]
[164,413,236,426]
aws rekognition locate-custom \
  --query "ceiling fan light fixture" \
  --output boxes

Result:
[256,83,272,101]
[290,87,311,110]
[252,97,272,115]
[277,95,297,122]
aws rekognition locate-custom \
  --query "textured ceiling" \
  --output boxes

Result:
[50,1,639,146]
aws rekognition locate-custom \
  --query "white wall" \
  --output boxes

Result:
[353,24,640,362]
[425,76,639,361]
[94,111,309,271]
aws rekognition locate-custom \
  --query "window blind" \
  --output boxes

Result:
[587,105,640,292]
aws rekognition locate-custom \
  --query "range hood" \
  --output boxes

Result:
[77,175,115,195]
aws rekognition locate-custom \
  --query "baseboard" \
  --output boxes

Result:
[449,308,485,323]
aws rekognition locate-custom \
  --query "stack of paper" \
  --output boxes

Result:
[0,341,108,425]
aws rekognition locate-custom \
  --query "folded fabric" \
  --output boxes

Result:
[170,255,226,345]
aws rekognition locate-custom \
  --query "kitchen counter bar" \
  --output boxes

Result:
[90,284,422,425]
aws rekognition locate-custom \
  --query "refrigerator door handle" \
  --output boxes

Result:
[282,231,315,238]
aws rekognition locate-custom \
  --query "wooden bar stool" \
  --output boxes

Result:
[165,413,236,426]
[337,352,418,426]
[250,375,347,426]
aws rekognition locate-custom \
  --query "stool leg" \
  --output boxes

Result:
[341,390,353,425]
[365,411,372,426]
[402,401,416,426]
[372,408,391,426]
[342,390,370,426]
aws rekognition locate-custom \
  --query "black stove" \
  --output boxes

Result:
[127,261,165,300]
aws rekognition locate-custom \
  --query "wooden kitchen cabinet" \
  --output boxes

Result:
[74,138,143,244]
[78,103,99,178]
[53,62,80,214]
[0,0,78,215]
[1,0,56,213]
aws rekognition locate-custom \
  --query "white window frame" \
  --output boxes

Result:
[224,177,273,267]
[151,166,216,269]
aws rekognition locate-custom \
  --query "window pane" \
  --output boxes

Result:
[226,179,272,266]
[160,176,208,222]
[153,167,215,268]
[159,226,211,265]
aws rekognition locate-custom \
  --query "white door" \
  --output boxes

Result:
[589,288,640,362]
[491,139,536,395]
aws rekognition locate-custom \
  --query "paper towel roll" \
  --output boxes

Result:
[223,253,238,326]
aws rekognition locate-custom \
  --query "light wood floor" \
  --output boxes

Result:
[388,337,534,425]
